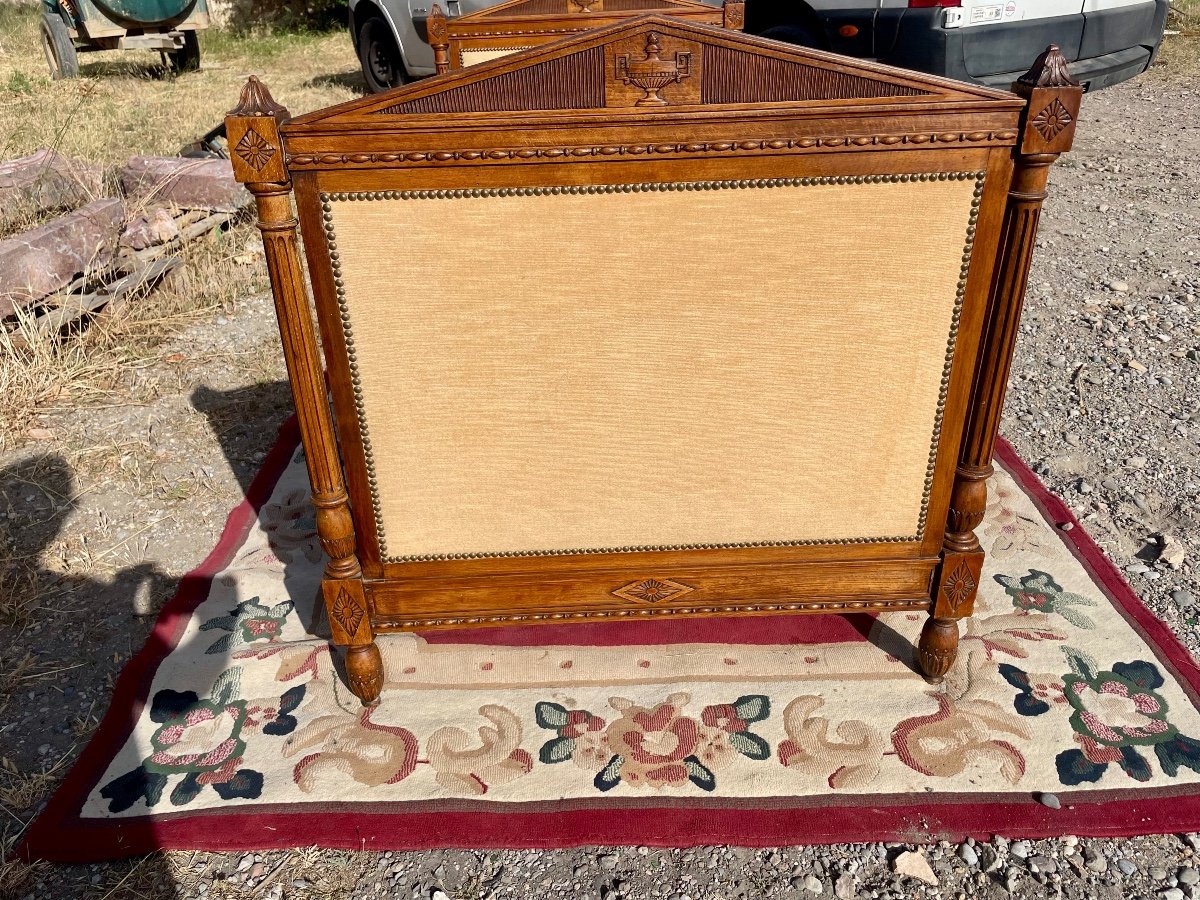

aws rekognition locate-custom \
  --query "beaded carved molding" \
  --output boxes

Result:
[319,173,984,564]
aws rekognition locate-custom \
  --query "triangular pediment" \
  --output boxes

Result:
[464,0,716,19]
[289,17,1013,127]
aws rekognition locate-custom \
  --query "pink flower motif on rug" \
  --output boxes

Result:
[536,693,770,792]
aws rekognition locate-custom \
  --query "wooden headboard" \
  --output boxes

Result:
[427,0,742,73]
[227,20,1081,706]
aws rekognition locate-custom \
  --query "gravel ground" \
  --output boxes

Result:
[1,59,1199,900]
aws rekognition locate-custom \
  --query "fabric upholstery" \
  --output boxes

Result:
[326,177,978,560]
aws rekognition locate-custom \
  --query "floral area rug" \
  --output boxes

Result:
[21,419,1200,861]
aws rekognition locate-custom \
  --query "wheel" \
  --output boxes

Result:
[358,15,408,93]
[759,23,824,49]
[168,30,201,73]
[40,13,79,80]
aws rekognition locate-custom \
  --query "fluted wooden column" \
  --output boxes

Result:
[429,4,450,75]
[918,46,1083,683]
[226,77,383,706]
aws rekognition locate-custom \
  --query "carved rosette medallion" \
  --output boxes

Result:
[235,126,276,171]
[612,577,695,604]
[1030,98,1072,141]
[942,560,977,613]
[615,32,691,106]
[331,586,365,636]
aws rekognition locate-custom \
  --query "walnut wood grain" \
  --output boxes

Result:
[232,28,1075,704]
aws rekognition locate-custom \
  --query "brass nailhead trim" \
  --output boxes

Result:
[321,172,984,563]
[379,597,928,628]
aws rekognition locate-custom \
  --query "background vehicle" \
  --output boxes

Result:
[348,0,1168,92]
[40,0,210,79]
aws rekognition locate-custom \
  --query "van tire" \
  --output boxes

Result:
[359,16,409,93]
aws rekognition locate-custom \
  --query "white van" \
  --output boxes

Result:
[347,0,1169,92]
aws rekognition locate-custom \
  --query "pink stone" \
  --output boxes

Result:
[0,198,125,316]
[120,156,250,212]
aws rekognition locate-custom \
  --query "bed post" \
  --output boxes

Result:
[918,46,1082,683]
[429,4,450,75]
[226,78,383,707]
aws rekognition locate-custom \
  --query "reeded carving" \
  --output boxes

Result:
[376,48,605,114]
[1016,44,1080,89]
[615,31,691,106]
[917,617,959,684]
[346,643,384,706]
[612,577,695,603]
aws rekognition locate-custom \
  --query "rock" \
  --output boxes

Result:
[599,854,619,871]
[0,198,125,316]
[1184,834,1200,852]
[1180,868,1200,886]
[1029,855,1057,874]
[119,206,181,251]
[248,862,265,879]
[1159,534,1186,570]
[1172,589,1195,610]
[120,155,250,212]
[1109,280,1131,292]
[802,874,823,894]
[958,844,979,867]
[1085,850,1108,873]
[833,873,855,899]
[977,844,1001,873]
[892,851,938,887]
[1153,866,1170,881]
[1037,792,1062,809]
[1011,841,1031,860]
[0,149,102,232]
[1118,858,1138,876]
[1161,890,1185,900]
[1128,359,1148,372]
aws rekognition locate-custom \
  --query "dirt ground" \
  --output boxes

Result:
[1,3,1200,898]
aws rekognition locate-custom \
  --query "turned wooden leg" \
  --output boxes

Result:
[322,578,382,706]
[346,641,384,707]
[917,616,959,684]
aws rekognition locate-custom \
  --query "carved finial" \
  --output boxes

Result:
[428,3,448,43]
[229,75,289,121]
[1017,45,1080,89]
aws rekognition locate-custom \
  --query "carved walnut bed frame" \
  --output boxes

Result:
[227,20,1080,706]
[425,0,743,74]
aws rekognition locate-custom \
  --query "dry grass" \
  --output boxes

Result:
[0,2,362,166]
[0,1,362,448]
[1159,0,1200,73]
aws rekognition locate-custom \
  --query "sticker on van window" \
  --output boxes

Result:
[1003,1,1017,17]
[971,4,1002,23]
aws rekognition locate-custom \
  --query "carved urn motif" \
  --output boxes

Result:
[615,31,691,106]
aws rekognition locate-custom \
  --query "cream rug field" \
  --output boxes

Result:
[22,420,1200,860]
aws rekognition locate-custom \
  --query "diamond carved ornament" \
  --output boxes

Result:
[234,126,276,171]
[330,586,364,637]
[942,560,978,613]
[611,577,695,604]
[1031,98,1073,142]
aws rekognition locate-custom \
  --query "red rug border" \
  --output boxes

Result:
[18,427,1200,862]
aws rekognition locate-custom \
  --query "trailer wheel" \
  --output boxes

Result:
[41,13,79,80]
[168,30,201,72]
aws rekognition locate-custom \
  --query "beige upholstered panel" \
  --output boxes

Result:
[459,46,534,67]
[324,175,980,561]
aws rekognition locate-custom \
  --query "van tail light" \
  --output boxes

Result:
[907,0,961,6]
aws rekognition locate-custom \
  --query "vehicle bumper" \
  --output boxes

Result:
[871,0,1168,91]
